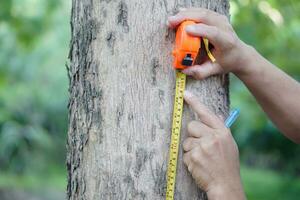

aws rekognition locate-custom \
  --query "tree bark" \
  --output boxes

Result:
[67,0,230,199]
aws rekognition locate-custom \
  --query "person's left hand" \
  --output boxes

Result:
[183,91,246,200]
[167,8,250,80]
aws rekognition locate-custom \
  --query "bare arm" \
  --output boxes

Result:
[168,8,300,143]
[235,46,300,143]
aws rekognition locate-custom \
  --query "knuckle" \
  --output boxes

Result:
[201,136,219,152]
[177,12,185,18]
[188,164,193,172]
[187,121,194,133]
[199,12,208,21]
[174,12,185,20]
[187,121,200,136]
[178,11,191,19]
[209,26,220,39]
[202,10,209,17]
[179,8,190,13]
[189,120,199,128]
[183,153,189,165]
[190,149,200,163]
[178,7,187,12]
[183,138,190,151]
[194,71,204,80]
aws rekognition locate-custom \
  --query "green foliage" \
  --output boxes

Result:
[0,165,65,190]
[231,0,300,75]
[0,0,70,174]
[230,0,300,174]
[0,0,59,46]
[0,0,299,198]
[241,165,300,200]
[0,121,52,173]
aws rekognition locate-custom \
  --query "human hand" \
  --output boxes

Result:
[168,8,253,79]
[183,91,246,200]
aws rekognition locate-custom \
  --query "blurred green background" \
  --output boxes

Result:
[0,0,299,199]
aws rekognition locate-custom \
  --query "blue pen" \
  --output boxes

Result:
[225,109,240,128]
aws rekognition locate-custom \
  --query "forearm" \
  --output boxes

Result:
[234,45,300,143]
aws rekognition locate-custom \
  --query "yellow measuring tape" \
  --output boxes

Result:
[166,70,186,199]
[203,38,216,62]
[166,38,215,200]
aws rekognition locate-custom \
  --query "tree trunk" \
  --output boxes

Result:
[67,0,230,199]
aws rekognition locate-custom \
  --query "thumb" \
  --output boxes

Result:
[182,61,223,80]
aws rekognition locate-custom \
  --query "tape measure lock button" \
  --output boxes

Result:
[181,54,193,66]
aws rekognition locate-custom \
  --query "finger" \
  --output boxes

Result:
[183,153,195,173]
[185,23,226,50]
[183,149,201,167]
[183,152,192,166]
[182,61,223,80]
[187,120,212,138]
[183,137,201,152]
[187,162,194,173]
[183,91,224,128]
[178,7,187,12]
[189,146,203,165]
[179,7,218,13]
[168,9,223,28]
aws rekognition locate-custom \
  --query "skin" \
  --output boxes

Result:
[183,91,246,200]
[167,7,300,200]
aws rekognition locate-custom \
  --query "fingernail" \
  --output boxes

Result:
[166,20,170,26]
[184,90,193,99]
[186,25,196,32]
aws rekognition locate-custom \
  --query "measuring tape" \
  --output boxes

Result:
[166,71,186,199]
[166,20,215,200]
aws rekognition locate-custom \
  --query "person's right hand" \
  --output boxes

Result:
[168,8,252,79]
[182,91,246,200]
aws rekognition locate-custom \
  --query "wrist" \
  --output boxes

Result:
[232,42,261,80]
[206,182,246,200]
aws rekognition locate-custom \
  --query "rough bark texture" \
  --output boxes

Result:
[67,0,230,199]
